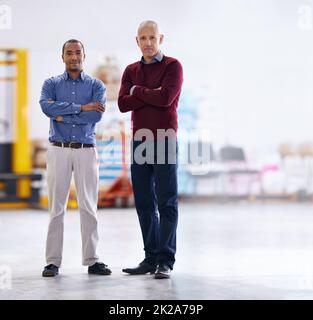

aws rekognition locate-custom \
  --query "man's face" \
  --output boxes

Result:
[136,25,163,59]
[62,42,85,72]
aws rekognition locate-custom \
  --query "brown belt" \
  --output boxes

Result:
[51,142,95,149]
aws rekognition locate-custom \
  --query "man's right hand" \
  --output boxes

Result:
[81,102,106,113]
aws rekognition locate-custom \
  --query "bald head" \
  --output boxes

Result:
[136,20,164,63]
[137,20,160,36]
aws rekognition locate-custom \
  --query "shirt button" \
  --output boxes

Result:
[73,125,75,127]
[73,136,75,138]
[73,82,75,85]
[72,92,75,94]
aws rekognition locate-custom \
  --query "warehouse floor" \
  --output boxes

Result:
[1,202,313,300]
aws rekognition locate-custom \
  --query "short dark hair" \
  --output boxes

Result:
[62,39,85,54]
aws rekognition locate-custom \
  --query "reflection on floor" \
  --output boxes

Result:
[1,202,313,300]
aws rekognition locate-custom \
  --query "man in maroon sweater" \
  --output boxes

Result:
[118,20,183,279]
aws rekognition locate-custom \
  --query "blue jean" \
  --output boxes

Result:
[131,140,178,269]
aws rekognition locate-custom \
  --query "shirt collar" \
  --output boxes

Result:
[63,70,85,82]
[141,51,164,64]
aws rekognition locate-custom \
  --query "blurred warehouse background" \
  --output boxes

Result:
[1,0,313,300]
[1,0,313,208]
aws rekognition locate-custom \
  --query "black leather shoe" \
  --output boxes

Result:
[155,264,171,279]
[42,264,59,277]
[88,262,112,275]
[122,262,156,275]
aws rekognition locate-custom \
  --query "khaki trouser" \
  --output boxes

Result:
[45,145,100,267]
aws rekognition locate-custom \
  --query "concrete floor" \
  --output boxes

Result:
[1,202,313,299]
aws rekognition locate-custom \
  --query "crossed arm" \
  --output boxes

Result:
[117,69,146,113]
[39,79,106,124]
[117,60,183,113]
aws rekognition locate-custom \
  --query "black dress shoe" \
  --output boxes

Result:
[42,264,59,277]
[155,264,171,279]
[88,262,112,275]
[122,262,156,275]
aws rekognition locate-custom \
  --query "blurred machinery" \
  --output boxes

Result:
[97,121,133,207]
[95,56,133,207]
[0,49,41,208]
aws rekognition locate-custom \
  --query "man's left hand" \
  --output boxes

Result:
[56,116,63,122]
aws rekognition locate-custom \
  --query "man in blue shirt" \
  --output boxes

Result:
[40,39,111,277]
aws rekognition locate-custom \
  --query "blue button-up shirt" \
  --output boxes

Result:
[39,71,106,144]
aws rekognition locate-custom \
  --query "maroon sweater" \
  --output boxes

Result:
[118,55,183,138]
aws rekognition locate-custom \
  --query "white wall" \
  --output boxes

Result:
[0,0,312,149]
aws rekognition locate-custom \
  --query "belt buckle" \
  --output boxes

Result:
[69,142,75,148]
